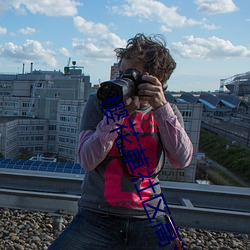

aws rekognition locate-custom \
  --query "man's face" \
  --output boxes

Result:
[119,58,144,75]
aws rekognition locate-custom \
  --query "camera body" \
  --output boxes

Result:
[97,68,143,108]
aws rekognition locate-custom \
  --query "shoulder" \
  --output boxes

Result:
[80,93,104,131]
[85,93,103,113]
[87,93,99,105]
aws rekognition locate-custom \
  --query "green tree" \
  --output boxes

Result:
[199,129,250,183]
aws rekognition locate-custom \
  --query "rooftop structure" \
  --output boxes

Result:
[178,92,249,114]
[220,71,250,97]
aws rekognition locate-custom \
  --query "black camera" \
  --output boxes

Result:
[97,68,143,108]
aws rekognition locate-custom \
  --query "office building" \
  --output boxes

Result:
[0,62,90,162]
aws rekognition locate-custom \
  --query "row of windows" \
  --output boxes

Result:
[19,125,45,131]
[60,105,78,112]
[49,125,57,131]
[48,135,56,140]
[6,137,17,146]
[59,125,77,134]
[59,116,77,123]
[22,102,34,108]
[0,101,19,107]
[0,102,35,108]
[161,169,186,177]
[7,127,18,135]
[19,136,44,141]
[181,110,192,117]
[0,102,80,113]
[0,110,18,116]
[0,92,11,96]
[58,146,74,155]
[20,146,44,152]
[5,135,75,144]
[0,84,11,89]
[58,136,76,144]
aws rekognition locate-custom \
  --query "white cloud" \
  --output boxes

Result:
[72,37,118,62]
[18,27,36,35]
[72,16,126,62]
[201,19,219,30]
[171,36,250,59]
[73,16,109,36]
[59,47,70,57]
[194,0,238,15]
[0,26,7,35]
[0,0,81,16]
[110,0,203,32]
[0,0,11,13]
[0,39,57,67]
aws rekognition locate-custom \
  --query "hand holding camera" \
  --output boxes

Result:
[97,68,167,110]
[138,73,167,110]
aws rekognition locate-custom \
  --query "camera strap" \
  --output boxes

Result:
[116,129,164,179]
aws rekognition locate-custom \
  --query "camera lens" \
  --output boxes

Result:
[97,78,135,108]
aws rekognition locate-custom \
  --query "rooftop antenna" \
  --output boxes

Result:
[64,57,71,74]
[67,57,71,67]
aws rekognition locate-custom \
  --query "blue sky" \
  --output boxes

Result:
[0,0,249,92]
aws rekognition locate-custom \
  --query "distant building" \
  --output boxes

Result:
[0,62,90,162]
[110,63,119,80]
[159,101,203,183]
[220,71,250,102]
[179,92,249,115]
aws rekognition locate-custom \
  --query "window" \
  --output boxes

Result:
[35,136,44,141]
[48,135,56,140]
[181,110,192,117]
[49,125,56,131]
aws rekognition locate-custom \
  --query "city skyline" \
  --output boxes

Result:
[0,0,249,92]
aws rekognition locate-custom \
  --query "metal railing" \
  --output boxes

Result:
[0,170,249,234]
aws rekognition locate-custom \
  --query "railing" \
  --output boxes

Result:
[0,170,249,234]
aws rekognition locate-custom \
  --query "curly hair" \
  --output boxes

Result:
[114,33,176,84]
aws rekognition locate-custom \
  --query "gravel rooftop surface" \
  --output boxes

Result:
[0,208,249,250]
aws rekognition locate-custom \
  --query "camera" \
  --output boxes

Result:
[97,68,144,108]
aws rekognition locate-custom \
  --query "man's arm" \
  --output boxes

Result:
[153,102,193,168]
[78,93,125,171]
[78,117,123,171]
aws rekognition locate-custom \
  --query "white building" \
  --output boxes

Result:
[0,63,90,162]
[159,103,203,182]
